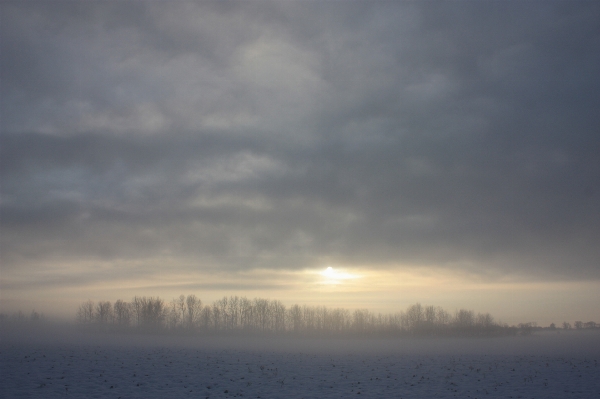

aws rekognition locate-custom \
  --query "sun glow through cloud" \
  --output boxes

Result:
[319,266,361,285]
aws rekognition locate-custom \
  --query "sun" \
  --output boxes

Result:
[319,266,359,285]
[323,266,335,278]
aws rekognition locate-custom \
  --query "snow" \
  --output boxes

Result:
[1,331,599,398]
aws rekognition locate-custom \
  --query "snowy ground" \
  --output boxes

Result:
[2,330,599,398]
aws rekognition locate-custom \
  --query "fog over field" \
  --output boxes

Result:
[2,316,600,398]
[2,316,600,357]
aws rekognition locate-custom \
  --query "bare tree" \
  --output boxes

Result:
[131,296,165,331]
[405,303,424,332]
[271,300,286,333]
[353,309,370,334]
[166,298,182,330]
[254,298,270,332]
[185,294,202,330]
[199,305,212,331]
[177,295,186,326]
[288,304,304,333]
[454,309,474,331]
[327,308,349,334]
[95,301,113,325]
[214,297,228,331]
[113,299,131,327]
[303,305,316,333]
[382,312,402,335]
[76,300,95,324]
[436,307,451,327]
[131,296,143,327]
[424,305,436,324]
[142,297,165,330]
[476,313,494,329]
[226,295,239,330]
[240,296,253,331]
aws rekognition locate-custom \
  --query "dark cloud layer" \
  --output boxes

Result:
[1,1,599,287]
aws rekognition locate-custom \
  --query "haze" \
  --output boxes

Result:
[1,1,599,326]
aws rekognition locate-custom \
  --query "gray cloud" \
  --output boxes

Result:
[1,1,599,289]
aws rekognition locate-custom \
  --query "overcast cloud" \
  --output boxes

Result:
[1,0,599,300]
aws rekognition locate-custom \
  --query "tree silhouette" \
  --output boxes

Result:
[113,299,131,327]
[76,294,571,337]
[95,301,113,325]
[76,300,94,324]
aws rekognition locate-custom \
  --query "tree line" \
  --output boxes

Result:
[74,294,558,337]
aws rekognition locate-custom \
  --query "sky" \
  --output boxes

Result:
[1,1,599,325]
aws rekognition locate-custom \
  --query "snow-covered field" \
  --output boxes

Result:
[2,329,599,398]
